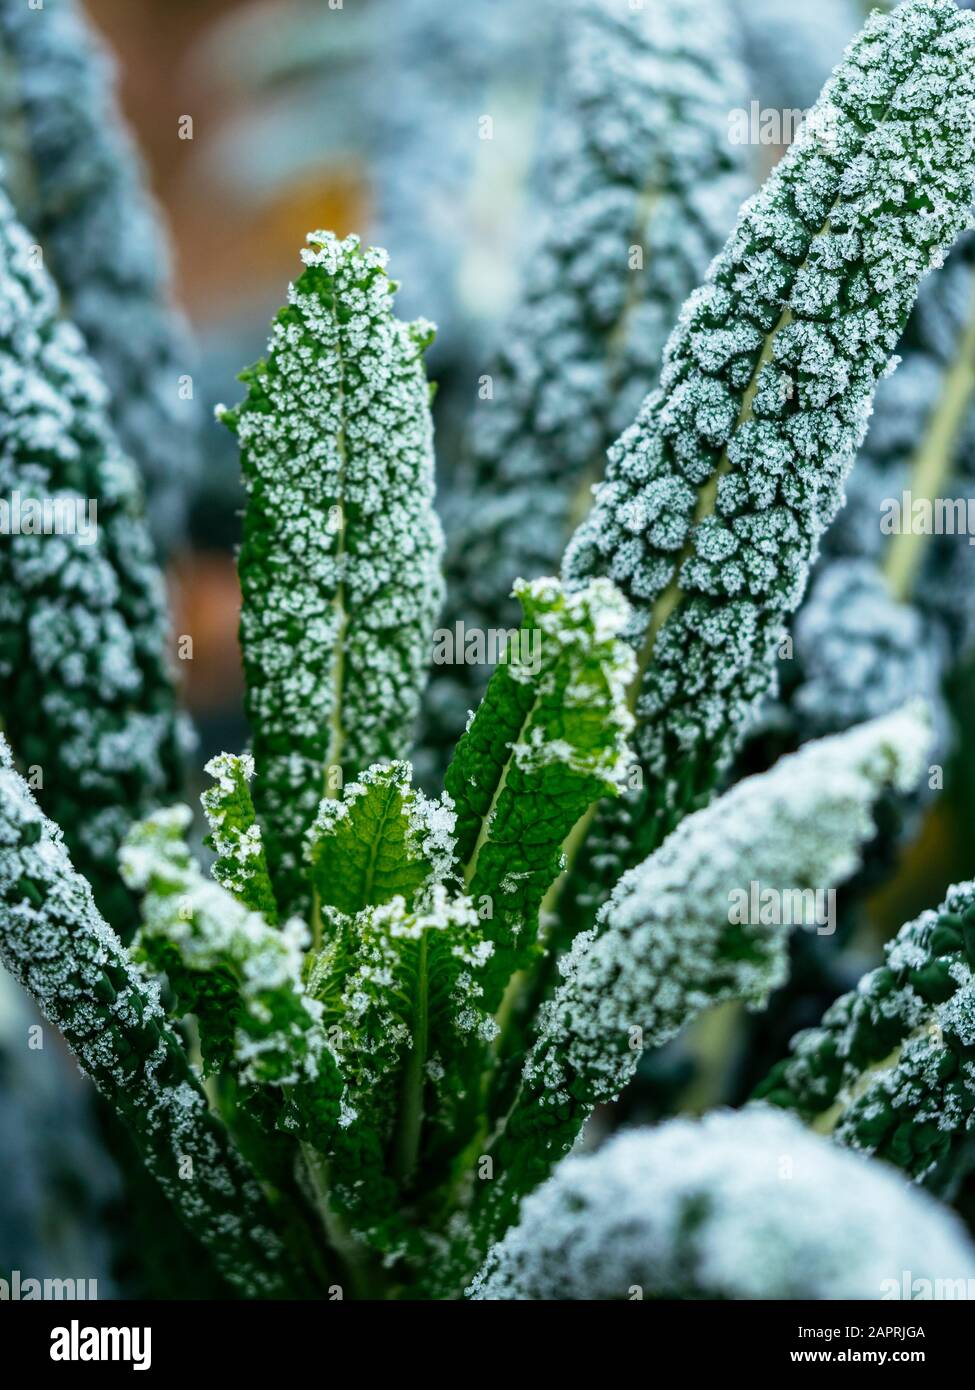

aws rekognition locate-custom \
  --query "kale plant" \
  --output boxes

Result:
[4,0,975,1301]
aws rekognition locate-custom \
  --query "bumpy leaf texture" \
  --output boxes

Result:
[0,186,184,934]
[428,0,748,768]
[561,0,975,912]
[219,232,444,918]
[0,0,199,554]
[0,738,304,1297]
[756,878,975,1199]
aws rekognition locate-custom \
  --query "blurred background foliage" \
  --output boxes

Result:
[3,0,975,1294]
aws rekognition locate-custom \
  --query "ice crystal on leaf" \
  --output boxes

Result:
[0,185,184,933]
[820,230,975,669]
[219,232,444,918]
[433,0,748,761]
[0,738,305,1297]
[562,0,975,910]
[466,705,930,1267]
[0,0,200,553]
[470,1108,975,1300]
[757,879,975,1197]
[765,228,975,774]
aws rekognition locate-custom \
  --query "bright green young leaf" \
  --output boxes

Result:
[444,575,635,1011]
[219,231,444,918]
[201,751,279,922]
[121,806,343,1152]
[306,760,455,920]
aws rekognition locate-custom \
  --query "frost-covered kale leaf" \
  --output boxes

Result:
[306,759,455,921]
[469,1107,975,1300]
[561,0,975,913]
[0,184,184,935]
[778,226,975,757]
[444,576,635,1012]
[201,751,279,922]
[756,878,975,1198]
[219,232,444,918]
[0,738,310,1297]
[0,0,199,554]
[462,706,930,1274]
[431,0,748,763]
[122,806,343,1152]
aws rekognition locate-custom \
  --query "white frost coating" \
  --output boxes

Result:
[509,575,636,786]
[764,877,975,1185]
[121,805,330,1089]
[434,0,748,762]
[221,230,444,915]
[0,182,182,921]
[525,704,931,1105]
[469,1108,975,1299]
[0,0,201,552]
[201,751,275,909]
[562,0,975,802]
[0,737,294,1297]
[405,789,458,893]
[311,886,496,1109]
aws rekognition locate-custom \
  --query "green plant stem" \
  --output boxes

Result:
[312,345,349,952]
[394,932,429,1185]
[885,269,975,601]
[300,1143,376,1299]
